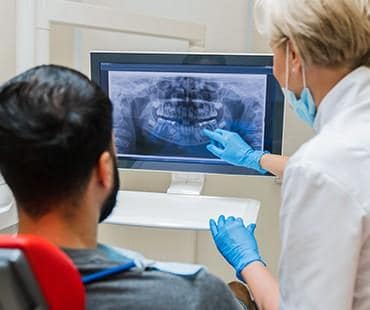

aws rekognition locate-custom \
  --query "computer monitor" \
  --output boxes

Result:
[91,52,284,176]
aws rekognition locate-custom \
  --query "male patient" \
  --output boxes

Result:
[0,65,248,309]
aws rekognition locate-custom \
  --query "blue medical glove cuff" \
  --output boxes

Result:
[236,257,266,283]
[241,150,270,174]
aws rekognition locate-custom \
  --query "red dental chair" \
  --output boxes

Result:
[0,234,85,310]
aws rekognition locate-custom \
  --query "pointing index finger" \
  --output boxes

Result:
[203,129,225,145]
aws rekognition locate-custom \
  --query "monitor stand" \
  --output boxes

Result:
[103,172,261,230]
[166,173,205,195]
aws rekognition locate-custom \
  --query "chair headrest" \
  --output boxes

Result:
[0,235,85,310]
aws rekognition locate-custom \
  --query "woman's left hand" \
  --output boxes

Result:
[209,215,265,280]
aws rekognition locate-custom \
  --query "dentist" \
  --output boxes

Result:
[205,0,370,309]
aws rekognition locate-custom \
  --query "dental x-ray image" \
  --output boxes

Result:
[109,70,267,160]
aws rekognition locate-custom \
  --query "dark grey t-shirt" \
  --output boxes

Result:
[64,245,242,310]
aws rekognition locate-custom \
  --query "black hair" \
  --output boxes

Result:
[0,65,113,217]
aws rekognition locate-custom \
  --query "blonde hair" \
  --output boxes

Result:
[255,0,370,68]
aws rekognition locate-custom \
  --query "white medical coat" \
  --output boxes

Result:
[279,66,370,310]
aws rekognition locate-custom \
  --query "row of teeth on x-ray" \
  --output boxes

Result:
[113,76,261,147]
[141,77,231,145]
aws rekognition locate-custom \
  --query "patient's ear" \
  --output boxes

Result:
[96,151,113,189]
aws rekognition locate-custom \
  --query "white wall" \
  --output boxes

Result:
[81,0,250,51]
[0,0,314,282]
[0,0,16,83]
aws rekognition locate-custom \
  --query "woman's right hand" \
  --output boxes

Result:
[203,128,268,174]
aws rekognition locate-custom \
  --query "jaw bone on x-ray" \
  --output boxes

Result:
[109,71,267,160]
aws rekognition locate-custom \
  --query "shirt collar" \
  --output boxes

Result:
[313,66,370,132]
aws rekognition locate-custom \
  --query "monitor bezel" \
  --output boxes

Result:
[90,51,285,176]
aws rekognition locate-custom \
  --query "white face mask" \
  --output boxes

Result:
[281,44,317,127]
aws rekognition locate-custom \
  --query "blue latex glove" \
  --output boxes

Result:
[203,128,268,174]
[209,215,265,281]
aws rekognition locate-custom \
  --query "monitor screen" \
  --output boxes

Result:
[91,52,284,175]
